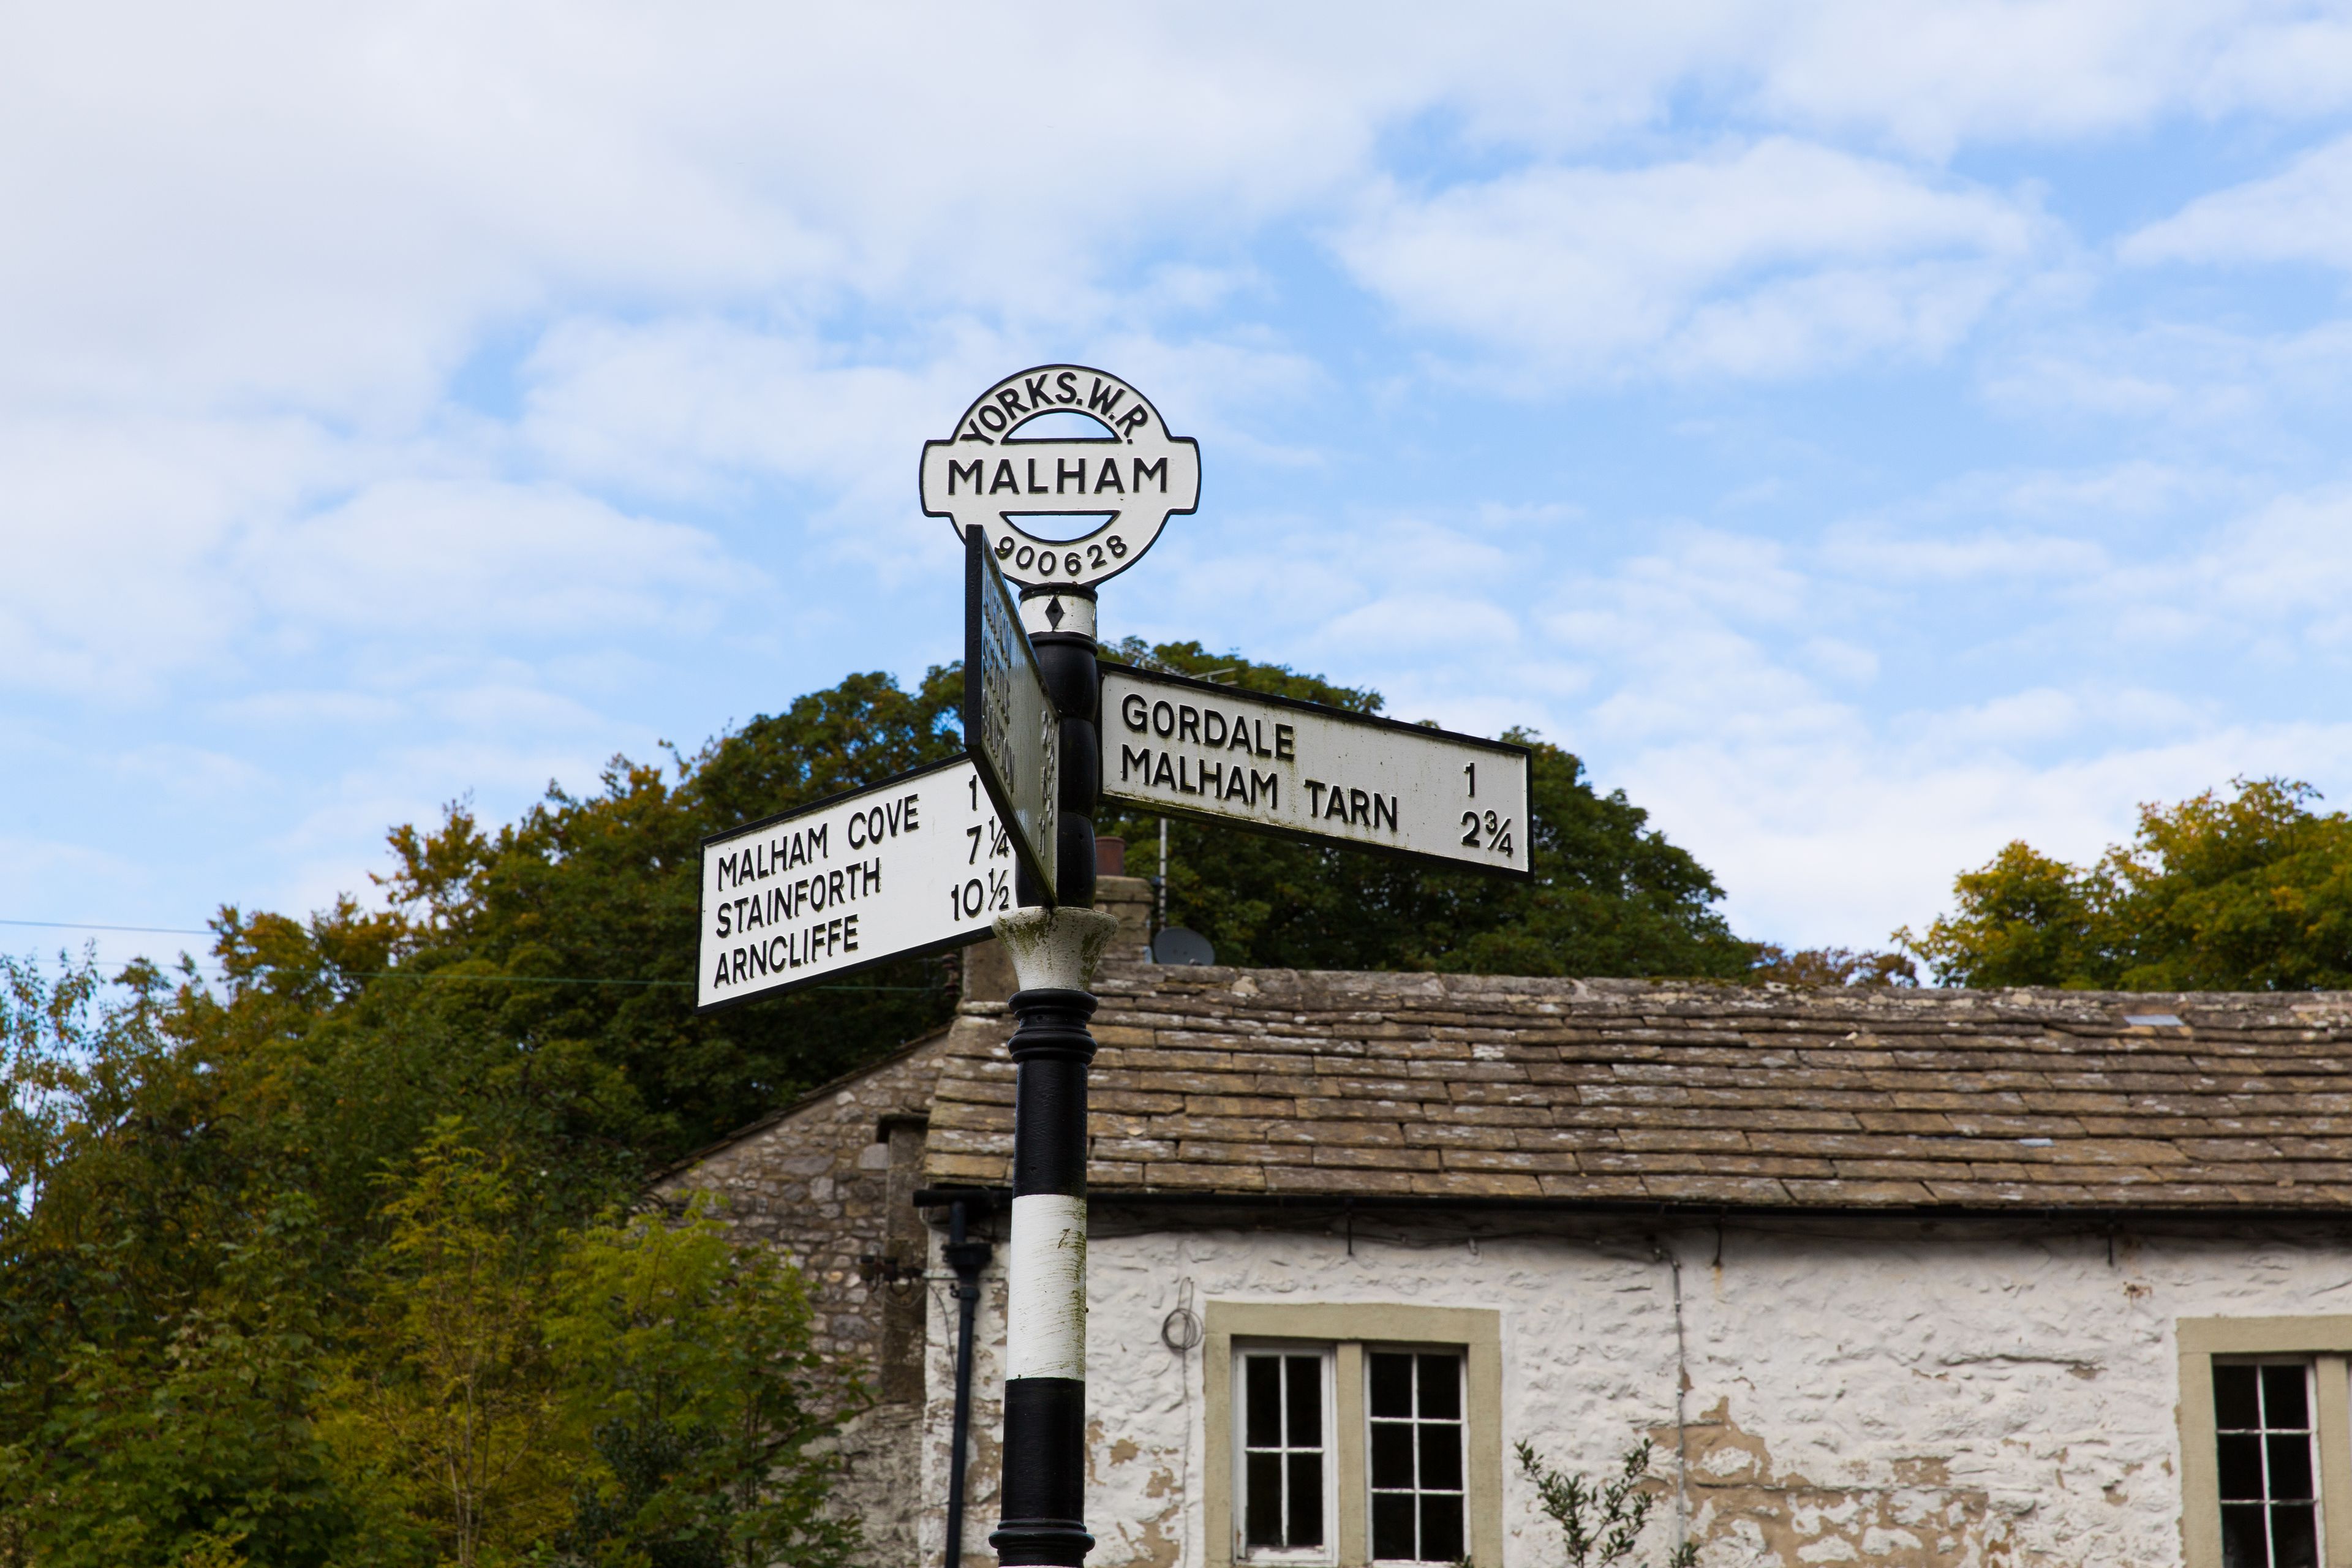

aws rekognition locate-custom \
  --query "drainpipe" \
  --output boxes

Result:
[944,1198,995,1568]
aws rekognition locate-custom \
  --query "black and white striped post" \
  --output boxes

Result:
[990,587,1117,1568]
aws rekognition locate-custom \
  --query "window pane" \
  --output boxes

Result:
[2267,1433,2314,1501]
[1419,1354,1461,1420]
[1370,1352,1413,1418]
[1420,1494,1465,1563]
[2219,1433,2266,1501]
[1419,1422,1463,1490]
[1287,1453,1325,1548]
[2264,1365,2311,1430]
[2275,1504,2320,1568]
[1371,1493,1417,1562]
[2218,1365,2263,1430]
[1287,1355,1323,1447]
[1245,1451,1284,1547]
[1247,1357,1281,1448]
[1371,1420,1415,1489]
[2223,1504,2272,1568]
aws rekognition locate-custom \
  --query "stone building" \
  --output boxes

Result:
[658,873,2352,1568]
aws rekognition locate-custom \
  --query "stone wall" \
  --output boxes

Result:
[919,1208,2352,1568]
[654,1035,948,1374]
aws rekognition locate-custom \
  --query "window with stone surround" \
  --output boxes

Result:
[2214,1362,2320,1568]
[1366,1350,1467,1563]
[1238,1347,1336,1559]
[1207,1303,1500,1568]
[2179,1318,2352,1568]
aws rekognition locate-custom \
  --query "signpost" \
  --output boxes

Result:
[700,363,1541,1568]
[694,756,1017,1012]
[1100,662,1532,876]
[965,529,1061,905]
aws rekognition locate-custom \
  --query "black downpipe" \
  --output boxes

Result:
[944,1199,994,1568]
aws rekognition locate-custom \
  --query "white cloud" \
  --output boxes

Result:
[2124,132,2352,268]
[1493,500,2352,947]
[1828,524,2110,582]
[1983,318,2352,457]
[1317,594,1521,655]
[2201,485,2352,628]
[1338,139,2042,378]
[262,479,742,639]
[1621,720,2352,949]
[1742,1,2350,157]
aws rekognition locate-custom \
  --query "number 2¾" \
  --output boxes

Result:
[1461,809,1514,856]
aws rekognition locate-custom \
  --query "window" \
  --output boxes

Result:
[1367,1351,1466,1563]
[1205,1303,1501,1568]
[2178,1318,2352,1568]
[1242,1349,1333,1557]
[2214,1363,2319,1568]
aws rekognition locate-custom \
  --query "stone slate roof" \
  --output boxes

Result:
[921,962,2352,1212]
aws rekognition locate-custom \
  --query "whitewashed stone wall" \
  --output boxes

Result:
[918,1212,2352,1568]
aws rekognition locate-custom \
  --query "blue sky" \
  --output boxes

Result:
[9,2,2352,973]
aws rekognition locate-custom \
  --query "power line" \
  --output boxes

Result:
[0,918,213,936]
[1,922,948,993]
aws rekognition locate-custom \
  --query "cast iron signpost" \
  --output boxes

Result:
[701,363,1535,1567]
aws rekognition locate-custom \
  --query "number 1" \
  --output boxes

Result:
[1464,763,1476,798]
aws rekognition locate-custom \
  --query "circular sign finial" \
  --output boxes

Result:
[921,365,1200,589]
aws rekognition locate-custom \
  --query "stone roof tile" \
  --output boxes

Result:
[917,964,2352,1211]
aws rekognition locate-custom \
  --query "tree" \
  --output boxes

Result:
[320,1121,576,1567]
[545,1200,858,1568]
[0,666,970,1563]
[1901,777,2352,990]
[362,665,968,1165]
[318,1128,857,1568]
[1515,1437,1697,1568]
[1745,945,1917,987]
[1099,639,1749,978]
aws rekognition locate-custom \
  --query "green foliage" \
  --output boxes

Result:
[0,1205,351,1568]
[2,1097,853,1565]
[1102,639,1748,978]
[320,1121,575,1566]
[1745,944,1917,988]
[368,662,968,1165]
[545,1199,858,1568]
[1514,1438,1696,1568]
[1901,777,2352,989]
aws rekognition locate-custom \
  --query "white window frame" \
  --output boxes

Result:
[1363,1344,1471,1566]
[1233,1343,1341,1566]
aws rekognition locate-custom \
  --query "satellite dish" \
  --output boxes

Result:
[1151,927,1216,967]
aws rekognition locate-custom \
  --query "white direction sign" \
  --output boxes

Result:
[1101,664,1532,877]
[920,364,1200,589]
[696,756,1017,1011]
[964,529,1060,903]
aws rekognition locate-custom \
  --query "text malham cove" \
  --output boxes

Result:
[705,793,918,992]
